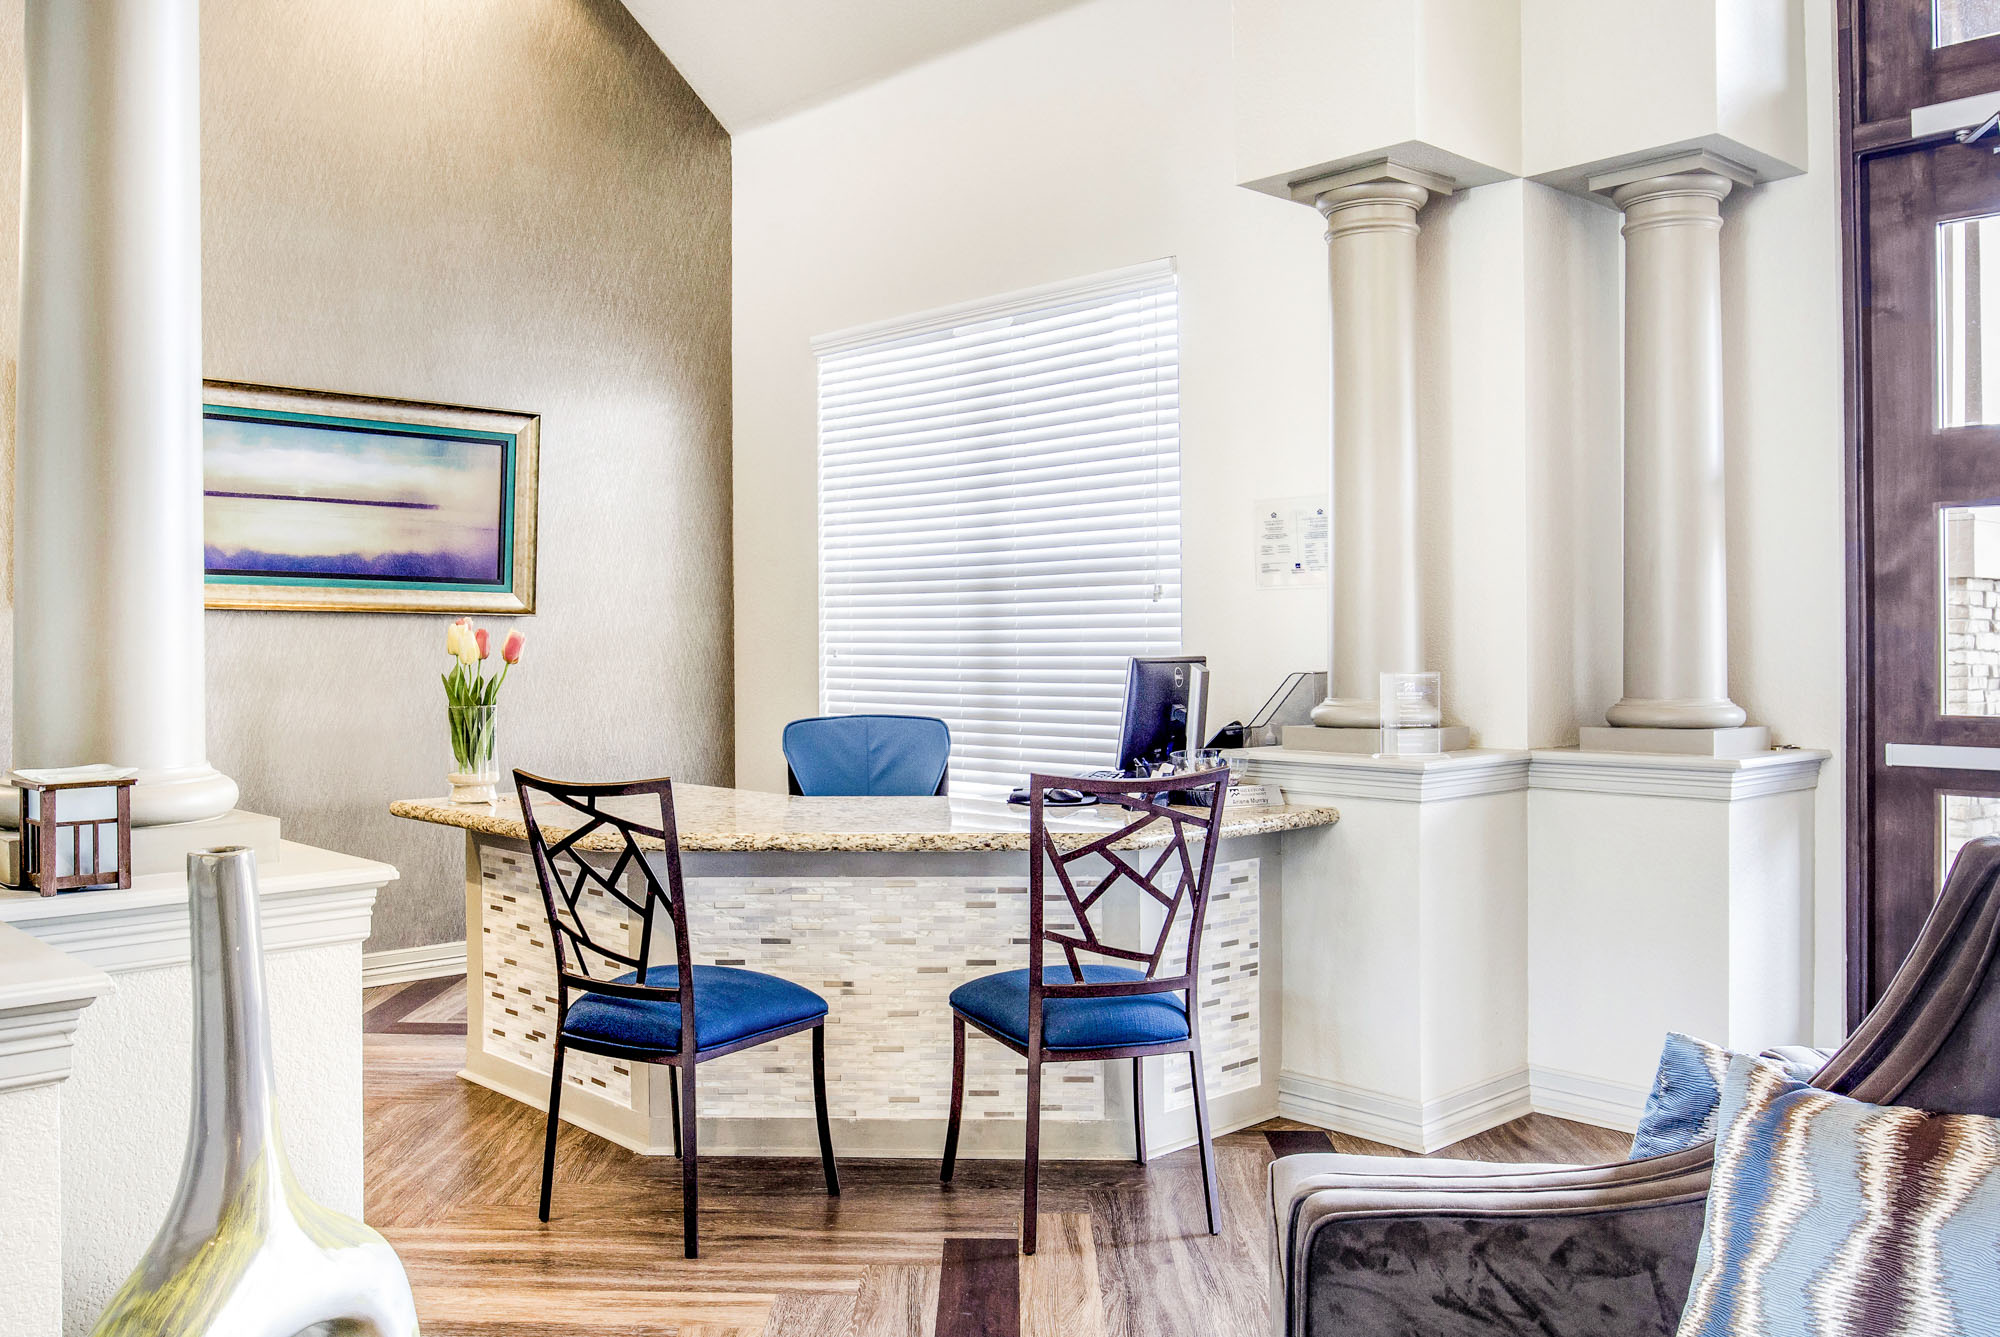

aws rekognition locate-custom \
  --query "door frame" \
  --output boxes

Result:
[1841,0,2000,1024]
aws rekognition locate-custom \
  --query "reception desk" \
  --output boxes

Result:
[390,785,1337,1160]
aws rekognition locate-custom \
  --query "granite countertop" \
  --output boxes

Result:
[388,783,1338,854]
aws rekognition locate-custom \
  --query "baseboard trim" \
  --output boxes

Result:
[362,940,467,989]
[1528,1065,1647,1134]
[1276,1067,1532,1153]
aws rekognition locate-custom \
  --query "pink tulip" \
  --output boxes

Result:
[475,627,490,660]
[501,629,526,665]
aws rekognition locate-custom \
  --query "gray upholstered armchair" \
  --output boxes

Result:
[1269,837,2000,1337]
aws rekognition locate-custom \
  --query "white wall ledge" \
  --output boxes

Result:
[1233,746,1532,803]
[1529,747,1830,801]
[0,840,396,974]
[0,922,111,1093]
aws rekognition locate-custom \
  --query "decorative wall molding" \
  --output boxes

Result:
[362,940,467,989]
[1238,747,1531,804]
[0,842,394,975]
[1528,1065,1647,1134]
[0,923,112,1093]
[1276,1067,1534,1154]
[1528,748,1829,802]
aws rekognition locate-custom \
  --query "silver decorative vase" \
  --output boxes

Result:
[90,846,420,1336]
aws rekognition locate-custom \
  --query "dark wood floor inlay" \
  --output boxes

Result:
[1263,1130,1336,1159]
[363,975,467,1036]
[936,1237,1021,1337]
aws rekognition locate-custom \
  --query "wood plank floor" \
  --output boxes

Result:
[364,978,1629,1336]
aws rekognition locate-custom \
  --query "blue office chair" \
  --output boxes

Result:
[782,714,951,796]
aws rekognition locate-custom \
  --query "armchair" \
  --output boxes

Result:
[1269,836,2000,1337]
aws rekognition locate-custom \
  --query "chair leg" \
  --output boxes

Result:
[539,1043,566,1222]
[1022,1050,1043,1255]
[813,1024,840,1197]
[679,1058,700,1258]
[941,1014,966,1183]
[1132,1055,1148,1166]
[669,1066,682,1159]
[1187,1045,1220,1236]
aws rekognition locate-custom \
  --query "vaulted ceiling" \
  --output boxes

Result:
[620,0,1089,132]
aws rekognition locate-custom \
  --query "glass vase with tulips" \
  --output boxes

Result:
[443,618,524,804]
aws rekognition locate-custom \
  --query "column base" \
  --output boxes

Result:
[1282,724,1473,755]
[1604,696,1748,729]
[1577,725,1771,758]
[128,764,240,828]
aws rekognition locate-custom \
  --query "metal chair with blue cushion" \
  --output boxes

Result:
[940,766,1231,1254]
[782,713,951,796]
[514,771,839,1258]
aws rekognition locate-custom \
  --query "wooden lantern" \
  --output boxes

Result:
[9,766,136,895]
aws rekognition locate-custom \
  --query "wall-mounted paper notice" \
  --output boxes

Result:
[1254,496,1330,588]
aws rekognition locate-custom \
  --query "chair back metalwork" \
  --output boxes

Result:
[1026,767,1231,1043]
[513,772,699,1053]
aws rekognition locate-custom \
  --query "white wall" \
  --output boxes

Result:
[732,0,1331,792]
[1722,0,1845,1042]
[732,0,1848,1037]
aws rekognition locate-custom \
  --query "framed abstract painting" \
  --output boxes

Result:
[201,381,539,614]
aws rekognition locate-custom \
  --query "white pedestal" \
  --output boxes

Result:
[0,808,283,886]
[1575,725,1772,758]
[0,840,394,1335]
[1232,746,1532,1151]
[1525,747,1827,1129]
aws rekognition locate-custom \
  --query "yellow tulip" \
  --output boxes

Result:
[446,617,479,666]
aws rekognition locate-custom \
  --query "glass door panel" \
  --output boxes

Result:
[1938,215,2000,427]
[1942,792,2000,887]
[1938,0,2000,46]
[1941,503,2000,715]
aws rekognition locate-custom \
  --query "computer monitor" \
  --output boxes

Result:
[1116,656,1209,775]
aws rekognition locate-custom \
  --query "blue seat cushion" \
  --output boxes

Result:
[562,965,827,1055]
[949,965,1189,1051]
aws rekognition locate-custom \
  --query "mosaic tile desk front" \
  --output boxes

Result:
[475,843,1263,1127]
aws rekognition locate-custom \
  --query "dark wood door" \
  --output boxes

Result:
[1855,137,2000,1015]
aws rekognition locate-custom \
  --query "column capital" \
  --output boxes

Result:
[1588,149,1755,204]
[1313,179,1433,241]
[1289,158,1455,210]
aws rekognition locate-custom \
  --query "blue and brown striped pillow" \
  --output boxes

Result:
[1678,1055,2000,1336]
[1630,1033,1828,1160]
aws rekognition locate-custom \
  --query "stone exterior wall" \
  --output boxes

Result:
[1944,574,2000,881]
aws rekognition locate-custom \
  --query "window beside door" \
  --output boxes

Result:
[813,263,1183,796]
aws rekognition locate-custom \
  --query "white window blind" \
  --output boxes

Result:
[815,261,1183,797]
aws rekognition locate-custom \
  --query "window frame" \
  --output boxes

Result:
[810,261,1186,796]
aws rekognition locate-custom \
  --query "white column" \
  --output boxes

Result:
[15,0,237,825]
[1308,176,1435,728]
[1603,170,1746,731]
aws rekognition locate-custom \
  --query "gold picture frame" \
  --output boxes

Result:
[201,380,539,614]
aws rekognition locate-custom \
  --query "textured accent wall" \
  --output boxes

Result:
[0,0,730,950]
[0,1,730,949]
[196,0,733,951]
